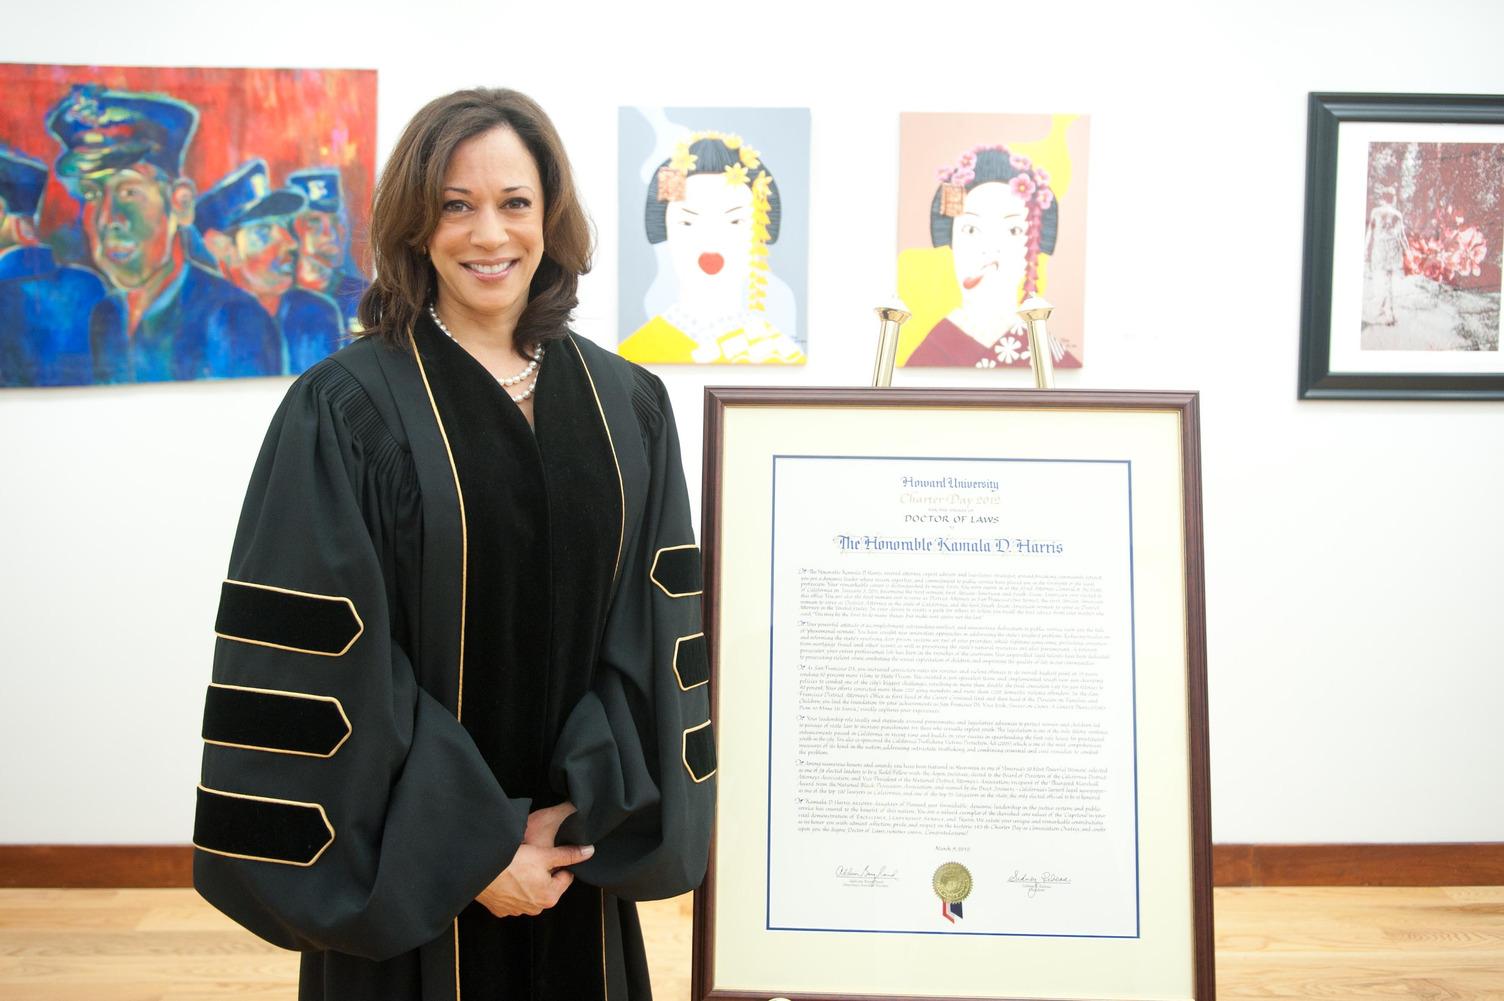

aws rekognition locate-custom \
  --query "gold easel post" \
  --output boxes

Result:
[871,298,910,388]
[1018,296,1056,390]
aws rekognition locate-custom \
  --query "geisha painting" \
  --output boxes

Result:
[896,113,1089,370]
[618,106,810,364]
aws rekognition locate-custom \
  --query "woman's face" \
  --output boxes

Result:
[664,173,754,297]
[950,181,1029,307]
[428,126,545,329]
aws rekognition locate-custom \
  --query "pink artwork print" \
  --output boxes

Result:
[1363,141,1502,352]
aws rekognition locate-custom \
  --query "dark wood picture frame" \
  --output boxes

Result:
[692,387,1214,1001]
[1298,92,1504,400]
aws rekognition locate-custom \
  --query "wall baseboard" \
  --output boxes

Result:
[1212,843,1504,886]
[2,843,1501,889]
[0,845,192,888]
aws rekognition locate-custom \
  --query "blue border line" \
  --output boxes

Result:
[765,454,1141,939]
[766,455,780,931]
[774,453,1125,465]
[762,926,1139,939]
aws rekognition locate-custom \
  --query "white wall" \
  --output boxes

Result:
[2,0,1501,845]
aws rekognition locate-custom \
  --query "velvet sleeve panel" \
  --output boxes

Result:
[194,357,528,961]
[550,366,715,900]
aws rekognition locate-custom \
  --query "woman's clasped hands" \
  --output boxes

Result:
[475,801,594,918]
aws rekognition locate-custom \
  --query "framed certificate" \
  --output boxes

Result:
[693,388,1213,1001]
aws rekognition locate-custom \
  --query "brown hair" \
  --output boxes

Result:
[356,88,592,354]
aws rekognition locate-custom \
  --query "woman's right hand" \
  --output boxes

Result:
[476,842,595,918]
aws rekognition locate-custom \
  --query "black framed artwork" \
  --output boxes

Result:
[1298,92,1504,399]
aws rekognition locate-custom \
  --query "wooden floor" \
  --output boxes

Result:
[0,887,1500,999]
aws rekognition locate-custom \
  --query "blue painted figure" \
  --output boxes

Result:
[0,146,107,386]
[287,167,368,334]
[45,85,281,383]
[199,160,341,372]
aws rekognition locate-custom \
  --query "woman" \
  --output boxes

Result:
[193,88,715,1001]
[1364,185,1407,326]
[618,130,804,364]
[904,144,1077,368]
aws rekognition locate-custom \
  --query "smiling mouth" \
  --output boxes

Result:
[464,260,515,277]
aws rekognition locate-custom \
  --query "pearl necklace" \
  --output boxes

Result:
[428,304,543,402]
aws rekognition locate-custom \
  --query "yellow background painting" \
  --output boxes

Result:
[897,113,1090,367]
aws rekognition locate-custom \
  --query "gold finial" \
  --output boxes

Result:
[872,296,910,387]
[1018,296,1056,389]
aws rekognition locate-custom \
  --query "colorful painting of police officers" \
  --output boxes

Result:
[0,63,375,387]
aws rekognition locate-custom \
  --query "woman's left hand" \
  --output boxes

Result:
[524,800,577,849]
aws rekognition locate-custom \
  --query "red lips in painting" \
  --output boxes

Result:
[962,259,1000,290]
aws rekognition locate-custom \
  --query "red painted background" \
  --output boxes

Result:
[1366,141,1503,291]
[0,62,376,267]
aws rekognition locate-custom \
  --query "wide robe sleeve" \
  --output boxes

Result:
[549,368,715,900]
[193,358,528,961]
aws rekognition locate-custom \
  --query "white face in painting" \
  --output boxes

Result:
[949,181,1030,312]
[664,172,754,314]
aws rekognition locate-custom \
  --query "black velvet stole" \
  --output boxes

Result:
[413,316,621,1001]
[412,314,552,797]
[530,336,622,753]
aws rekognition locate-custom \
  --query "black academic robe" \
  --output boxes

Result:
[193,314,716,1001]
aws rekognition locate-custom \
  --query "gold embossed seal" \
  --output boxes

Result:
[932,862,973,904]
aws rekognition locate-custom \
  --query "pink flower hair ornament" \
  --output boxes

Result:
[936,143,1055,216]
[929,143,1060,298]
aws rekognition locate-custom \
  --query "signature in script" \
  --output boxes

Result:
[1008,870,1072,899]
[835,864,900,888]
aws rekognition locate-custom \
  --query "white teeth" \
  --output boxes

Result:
[466,261,512,275]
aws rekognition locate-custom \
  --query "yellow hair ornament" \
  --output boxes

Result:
[661,129,774,315]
